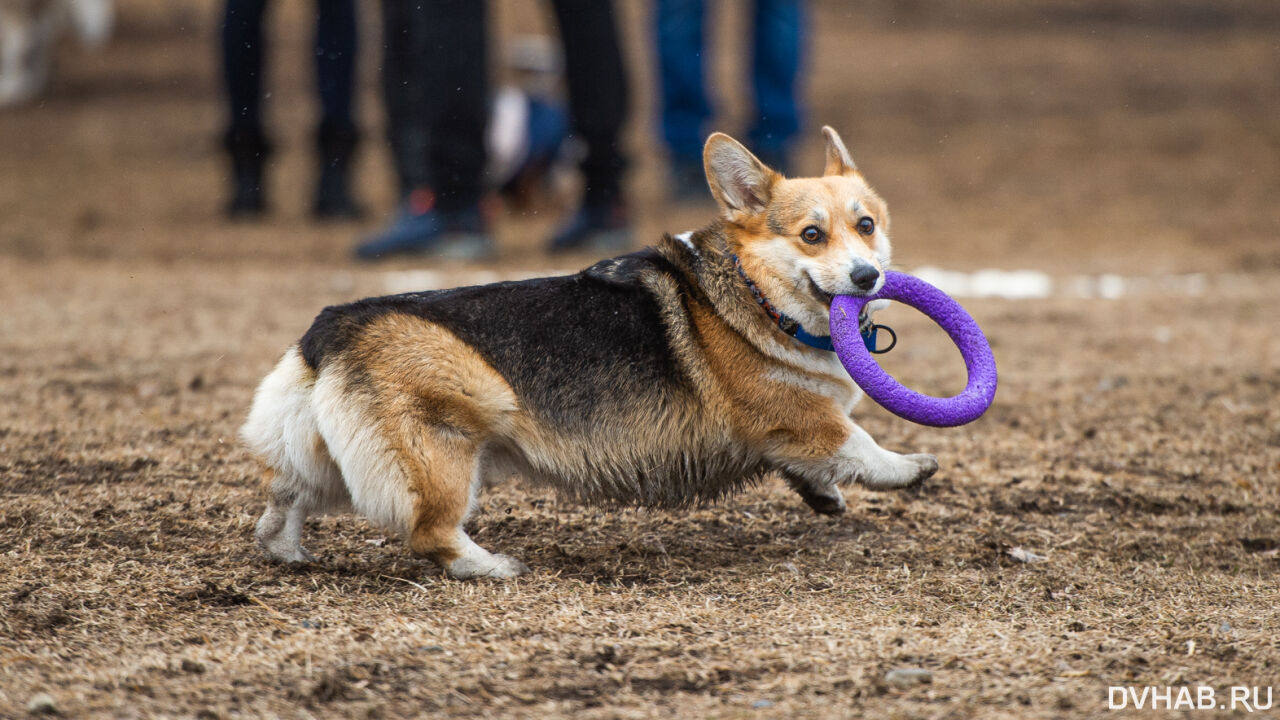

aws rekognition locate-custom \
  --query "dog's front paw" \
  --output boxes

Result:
[447,553,530,580]
[901,453,939,487]
[861,453,939,490]
[859,299,891,332]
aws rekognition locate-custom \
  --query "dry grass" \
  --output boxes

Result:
[2,0,1279,717]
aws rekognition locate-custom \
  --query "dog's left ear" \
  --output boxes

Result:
[704,132,778,221]
[822,126,858,177]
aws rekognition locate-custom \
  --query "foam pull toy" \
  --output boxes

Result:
[829,271,997,427]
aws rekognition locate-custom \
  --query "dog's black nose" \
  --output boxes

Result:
[850,265,880,293]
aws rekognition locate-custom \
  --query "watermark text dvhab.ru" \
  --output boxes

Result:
[1109,686,1273,712]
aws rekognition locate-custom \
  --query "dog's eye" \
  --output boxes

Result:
[800,225,824,244]
[856,217,875,236]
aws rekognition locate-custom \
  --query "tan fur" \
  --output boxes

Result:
[683,297,848,459]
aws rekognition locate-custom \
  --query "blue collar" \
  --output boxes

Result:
[730,253,842,352]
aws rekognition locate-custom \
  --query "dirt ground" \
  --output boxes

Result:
[2,0,1279,718]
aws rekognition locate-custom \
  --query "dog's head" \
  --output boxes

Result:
[704,126,890,336]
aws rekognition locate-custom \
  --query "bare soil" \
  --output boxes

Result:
[1,1,1278,718]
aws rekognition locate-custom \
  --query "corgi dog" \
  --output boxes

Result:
[241,127,938,579]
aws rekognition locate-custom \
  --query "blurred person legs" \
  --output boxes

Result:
[654,0,805,201]
[544,0,631,254]
[747,0,803,174]
[655,0,712,201]
[221,0,270,217]
[358,0,491,260]
[220,0,362,220]
[312,0,363,219]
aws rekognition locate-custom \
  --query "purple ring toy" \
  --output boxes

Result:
[829,271,997,427]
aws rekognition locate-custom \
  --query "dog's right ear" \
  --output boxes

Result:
[821,126,858,177]
[703,133,778,222]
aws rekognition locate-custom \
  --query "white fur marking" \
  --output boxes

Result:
[446,532,530,579]
[778,424,936,490]
[310,372,417,534]
[675,231,698,256]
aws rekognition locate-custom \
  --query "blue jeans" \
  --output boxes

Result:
[656,0,804,165]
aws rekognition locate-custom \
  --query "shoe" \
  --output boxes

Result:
[546,200,632,254]
[355,192,493,261]
[313,122,364,220]
[224,128,270,219]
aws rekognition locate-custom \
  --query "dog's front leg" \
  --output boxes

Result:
[776,422,937,511]
[841,424,938,489]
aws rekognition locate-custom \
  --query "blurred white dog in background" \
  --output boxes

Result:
[0,0,112,106]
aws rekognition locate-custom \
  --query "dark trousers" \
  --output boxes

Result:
[656,0,804,163]
[221,0,358,141]
[381,0,629,210]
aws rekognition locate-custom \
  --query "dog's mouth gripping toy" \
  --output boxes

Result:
[830,271,998,427]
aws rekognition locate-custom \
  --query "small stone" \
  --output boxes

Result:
[27,693,59,715]
[1007,547,1048,563]
[180,659,205,674]
[884,668,933,689]
[639,538,667,556]
[1096,376,1129,391]
[751,699,774,709]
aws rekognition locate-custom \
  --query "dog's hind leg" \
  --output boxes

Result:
[312,371,527,579]
[254,458,344,564]
[307,316,526,578]
[402,431,529,580]
[255,471,316,564]
[243,348,347,564]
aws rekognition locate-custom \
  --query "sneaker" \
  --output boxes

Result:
[546,200,632,254]
[355,191,493,261]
